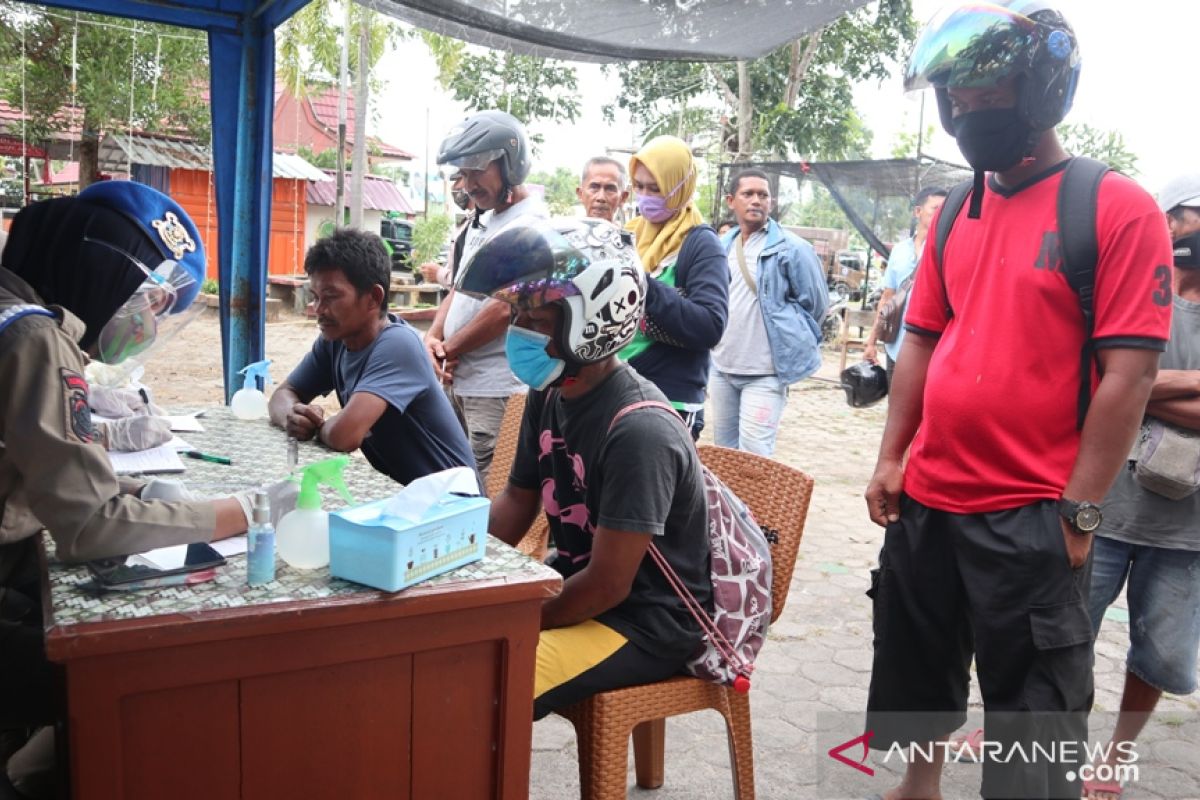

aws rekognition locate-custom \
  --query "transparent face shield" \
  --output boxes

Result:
[85,237,203,365]
[903,2,1040,91]
[456,223,587,309]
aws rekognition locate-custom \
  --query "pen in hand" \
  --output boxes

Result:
[185,450,232,465]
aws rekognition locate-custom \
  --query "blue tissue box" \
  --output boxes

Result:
[328,494,490,592]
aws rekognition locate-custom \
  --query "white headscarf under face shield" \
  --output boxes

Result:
[85,237,203,366]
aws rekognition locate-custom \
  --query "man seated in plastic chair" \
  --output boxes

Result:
[459,217,712,718]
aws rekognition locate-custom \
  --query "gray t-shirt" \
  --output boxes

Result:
[1100,294,1200,550]
[712,229,775,376]
[443,196,548,397]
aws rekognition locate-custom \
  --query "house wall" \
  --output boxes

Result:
[305,205,385,251]
[172,168,308,280]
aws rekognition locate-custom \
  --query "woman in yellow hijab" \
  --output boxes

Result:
[619,135,729,437]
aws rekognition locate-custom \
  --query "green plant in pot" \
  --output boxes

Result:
[409,214,454,282]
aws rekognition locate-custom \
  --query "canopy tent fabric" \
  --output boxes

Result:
[360,0,872,62]
[20,0,877,400]
[714,157,972,261]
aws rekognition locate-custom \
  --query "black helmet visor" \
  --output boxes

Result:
[456,224,587,309]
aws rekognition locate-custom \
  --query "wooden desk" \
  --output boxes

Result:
[42,409,561,799]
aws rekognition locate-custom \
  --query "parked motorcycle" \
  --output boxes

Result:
[822,290,849,343]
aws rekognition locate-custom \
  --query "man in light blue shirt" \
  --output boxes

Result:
[864,187,946,382]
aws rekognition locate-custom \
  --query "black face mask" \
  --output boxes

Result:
[1174,232,1200,270]
[951,108,1036,173]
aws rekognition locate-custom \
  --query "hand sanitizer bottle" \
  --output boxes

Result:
[230,360,272,420]
[276,455,353,569]
[246,490,276,586]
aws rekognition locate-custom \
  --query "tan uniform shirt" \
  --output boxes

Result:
[0,268,215,582]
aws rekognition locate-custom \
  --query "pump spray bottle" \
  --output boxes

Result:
[276,455,353,569]
[230,360,273,420]
[246,490,276,586]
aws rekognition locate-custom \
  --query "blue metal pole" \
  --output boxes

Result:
[209,8,275,401]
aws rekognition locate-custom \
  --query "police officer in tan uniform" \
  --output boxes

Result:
[0,182,263,794]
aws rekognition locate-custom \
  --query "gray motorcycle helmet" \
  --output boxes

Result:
[436,110,531,187]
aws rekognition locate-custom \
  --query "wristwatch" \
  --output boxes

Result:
[1058,498,1102,534]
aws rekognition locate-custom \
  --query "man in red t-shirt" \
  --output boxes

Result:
[862,4,1172,800]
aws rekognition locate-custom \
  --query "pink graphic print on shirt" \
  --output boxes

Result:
[539,428,593,563]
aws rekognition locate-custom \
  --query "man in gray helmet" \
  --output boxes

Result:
[424,110,548,484]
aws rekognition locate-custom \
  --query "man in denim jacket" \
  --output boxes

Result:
[711,168,827,455]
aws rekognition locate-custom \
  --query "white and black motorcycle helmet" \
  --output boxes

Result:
[456,217,645,366]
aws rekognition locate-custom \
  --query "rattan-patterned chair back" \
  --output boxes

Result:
[696,444,813,623]
[484,392,550,561]
[486,392,527,499]
[556,446,814,799]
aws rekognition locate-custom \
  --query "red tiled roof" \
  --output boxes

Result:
[307,171,415,214]
[277,82,414,161]
[0,99,83,138]
[48,162,78,184]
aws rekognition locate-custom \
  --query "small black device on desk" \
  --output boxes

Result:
[85,542,226,591]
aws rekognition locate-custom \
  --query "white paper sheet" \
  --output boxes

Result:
[107,445,186,475]
[165,414,205,432]
[209,535,249,558]
[129,543,188,570]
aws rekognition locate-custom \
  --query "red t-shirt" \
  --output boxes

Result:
[902,163,1173,514]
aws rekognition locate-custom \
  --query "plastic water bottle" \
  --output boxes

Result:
[246,490,276,586]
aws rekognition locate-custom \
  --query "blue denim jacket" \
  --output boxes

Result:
[721,219,828,384]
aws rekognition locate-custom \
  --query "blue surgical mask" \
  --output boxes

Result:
[505,325,566,390]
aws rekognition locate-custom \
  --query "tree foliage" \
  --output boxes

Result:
[890,122,938,159]
[1057,123,1139,176]
[277,0,402,227]
[527,166,578,215]
[410,213,453,266]
[608,0,915,162]
[276,0,400,100]
[420,32,580,138]
[0,3,209,187]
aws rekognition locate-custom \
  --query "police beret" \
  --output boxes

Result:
[77,181,206,311]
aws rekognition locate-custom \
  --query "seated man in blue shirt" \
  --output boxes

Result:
[269,229,476,486]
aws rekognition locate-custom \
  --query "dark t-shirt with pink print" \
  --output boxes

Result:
[510,365,712,660]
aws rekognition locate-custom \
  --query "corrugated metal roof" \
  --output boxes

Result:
[307,172,415,214]
[273,152,330,182]
[99,133,209,170]
[97,133,328,180]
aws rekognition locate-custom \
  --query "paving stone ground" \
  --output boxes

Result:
[145,314,1199,800]
[527,351,1200,800]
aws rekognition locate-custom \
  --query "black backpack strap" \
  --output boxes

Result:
[932,180,973,321]
[1057,156,1110,430]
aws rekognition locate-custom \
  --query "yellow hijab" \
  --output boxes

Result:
[626,135,705,273]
